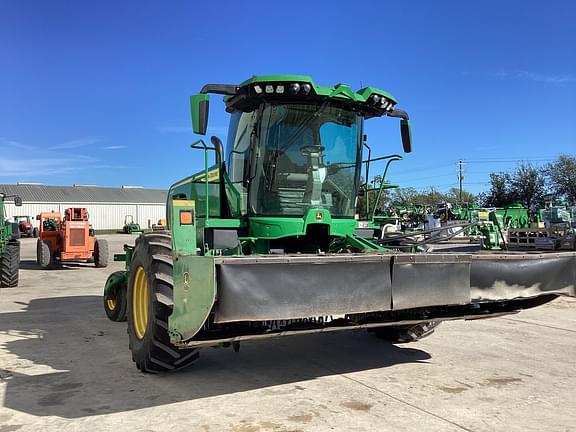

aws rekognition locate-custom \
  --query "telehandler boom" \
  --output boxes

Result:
[104,75,576,373]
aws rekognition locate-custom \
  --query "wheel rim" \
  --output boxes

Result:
[106,295,117,311]
[132,266,149,339]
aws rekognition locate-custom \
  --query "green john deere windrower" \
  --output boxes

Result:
[103,75,576,373]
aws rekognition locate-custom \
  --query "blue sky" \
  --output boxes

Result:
[1,0,575,194]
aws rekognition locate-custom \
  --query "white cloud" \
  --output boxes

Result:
[0,156,97,177]
[103,145,126,150]
[91,164,128,169]
[518,71,576,84]
[0,137,131,181]
[49,137,101,150]
[493,71,576,84]
[0,137,36,151]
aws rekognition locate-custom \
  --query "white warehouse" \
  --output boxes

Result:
[1,184,167,231]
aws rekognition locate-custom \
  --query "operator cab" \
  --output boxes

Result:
[179,75,412,249]
[193,76,413,221]
[227,102,362,218]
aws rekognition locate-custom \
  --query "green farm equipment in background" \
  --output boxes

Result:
[505,204,576,251]
[103,75,576,373]
[497,203,531,230]
[540,205,573,226]
[478,204,531,250]
[122,215,143,234]
[473,209,506,250]
[0,193,22,288]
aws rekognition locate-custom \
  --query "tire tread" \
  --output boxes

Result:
[373,321,440,343]
[127,232,199,373]
[0,242,19,288]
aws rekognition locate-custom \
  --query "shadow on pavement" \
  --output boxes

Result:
[18,260,94,271]
[0,295,432,418]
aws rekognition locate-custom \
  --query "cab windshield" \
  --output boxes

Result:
[242,103,362,217]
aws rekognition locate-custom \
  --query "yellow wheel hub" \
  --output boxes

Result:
[106,295,117,311]
[132,266,149,339]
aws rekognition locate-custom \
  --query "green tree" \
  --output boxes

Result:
[446,187,476,205]
[481,163,547,211]
[421,187,445,205]
[372,174,383,186]
[390,187,419,207]
[356,176,389,217]
[481,172,513,207]
[509,162,546,212]
[545,154,576,204]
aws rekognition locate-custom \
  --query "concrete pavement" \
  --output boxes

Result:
[0,235,574,432]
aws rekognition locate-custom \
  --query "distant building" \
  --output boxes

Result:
[0,184,167,230]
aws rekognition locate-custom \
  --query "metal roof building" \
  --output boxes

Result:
[1,184,167,231]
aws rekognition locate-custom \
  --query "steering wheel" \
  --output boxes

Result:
[299,145,325,156]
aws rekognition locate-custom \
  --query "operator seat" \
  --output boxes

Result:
[262,149,309,215]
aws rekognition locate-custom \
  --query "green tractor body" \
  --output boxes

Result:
[122,215,143,234]
[0,194,22,288]
[104,75,576,373]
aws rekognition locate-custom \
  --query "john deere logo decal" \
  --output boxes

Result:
[315,212,323,220]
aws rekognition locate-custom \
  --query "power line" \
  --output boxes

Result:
[379,162,455,175]
[460,155,559,161]
[463,158,554,164]
[388,172,457,182]
[383,158,554,180]
[399,182,459,189]
[380,155,563,193]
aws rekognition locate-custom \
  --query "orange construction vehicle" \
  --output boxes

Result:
[36,208,108,268]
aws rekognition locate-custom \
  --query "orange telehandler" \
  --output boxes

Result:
[36,208,108,268]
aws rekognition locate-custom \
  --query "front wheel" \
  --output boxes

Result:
[371,321,440,343]
[37,239,52,268]
[104,271,127,321]
[32,227,39,238]
[127,233,199,373]
[94,239,109,267]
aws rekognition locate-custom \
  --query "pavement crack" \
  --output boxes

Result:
[278,343,477,431]
[334,372,477,432]
[500,317,576,333]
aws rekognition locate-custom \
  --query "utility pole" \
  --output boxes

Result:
[458,160,464,204]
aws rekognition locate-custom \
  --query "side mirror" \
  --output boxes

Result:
[400,119,412,153]
[14,196,22,207]
[190,94,210,135]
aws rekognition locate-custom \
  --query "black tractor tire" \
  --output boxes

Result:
[0,242,20,288]
[36,239,52,268]
[104,271,127,322]
[371,321,440,343]
[127,232,199,373]
[32,227,39,238]
[10,223,20,240]
[94,239,109,268]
